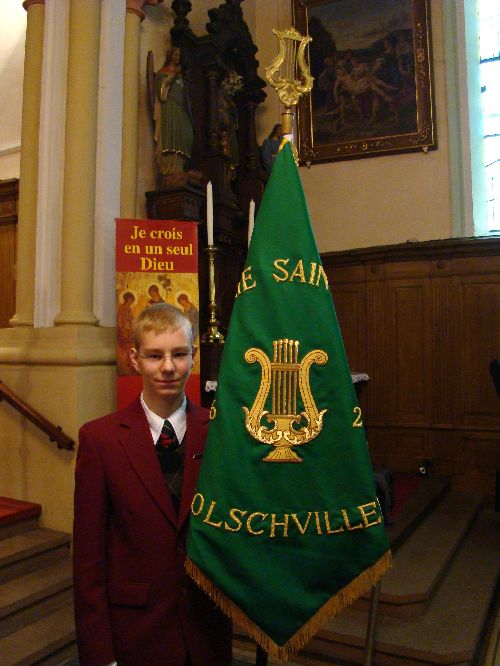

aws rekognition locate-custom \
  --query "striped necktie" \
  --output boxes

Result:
[155,420,184,512]
[156,419,179,452]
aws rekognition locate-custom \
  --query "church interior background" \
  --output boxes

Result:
[0,1,498,664]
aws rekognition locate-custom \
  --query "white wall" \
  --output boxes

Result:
[2,0,457,252]
[138,0,455,252]
[0,0,26,179]
[251,0,453,252]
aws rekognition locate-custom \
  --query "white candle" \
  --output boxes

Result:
[206,181,214,246]
[248,199,255,247]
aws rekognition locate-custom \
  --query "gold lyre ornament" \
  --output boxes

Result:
[265,27,313,164]
[265,28,314,107]
[242,339,328,463]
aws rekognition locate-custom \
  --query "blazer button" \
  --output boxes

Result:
[176,545,185,554]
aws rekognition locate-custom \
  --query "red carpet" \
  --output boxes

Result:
[0,497,41,526]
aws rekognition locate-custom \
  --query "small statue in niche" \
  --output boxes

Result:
[218,70,243,185]
[260,123,282,176]
[147,46,194,181]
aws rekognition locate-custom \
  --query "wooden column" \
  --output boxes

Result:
[207,70,220,154]
[243,99,260,175]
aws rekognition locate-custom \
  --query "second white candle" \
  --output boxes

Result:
[248,199,255,247]
[207,181,214,246]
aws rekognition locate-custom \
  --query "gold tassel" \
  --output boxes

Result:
[186,549,392,664]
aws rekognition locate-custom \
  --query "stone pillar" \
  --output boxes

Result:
[120,0,162,218]
[54,0,101,326]
[94,0,126,327]
[34,0,69,327]
[10,0,45,327]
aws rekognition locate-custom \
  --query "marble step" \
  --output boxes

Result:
[355,492,483,617]
[0,528,71,584]
[0,597,76,666]
[385,475,450,551]
[306,506,499,665]
[0,555,72,618]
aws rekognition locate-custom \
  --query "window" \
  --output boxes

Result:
[478,0,500,232]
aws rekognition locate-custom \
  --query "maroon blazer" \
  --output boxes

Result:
[73,399,232,666]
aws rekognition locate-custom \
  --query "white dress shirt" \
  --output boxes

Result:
[140,393,187,444]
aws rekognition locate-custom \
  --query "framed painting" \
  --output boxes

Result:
[293,0,436,164]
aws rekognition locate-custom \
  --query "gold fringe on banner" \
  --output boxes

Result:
[186,549,392,664]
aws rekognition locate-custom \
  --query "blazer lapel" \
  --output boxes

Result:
[118,399,178,528]
[177,401,207,531]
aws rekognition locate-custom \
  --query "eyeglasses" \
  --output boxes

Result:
[138,351,193,365]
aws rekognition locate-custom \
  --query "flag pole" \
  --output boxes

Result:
[256,29,313,666]
[185,24,391,666]
[363,580,381,665]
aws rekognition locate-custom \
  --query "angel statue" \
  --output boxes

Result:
[147,46,194,179]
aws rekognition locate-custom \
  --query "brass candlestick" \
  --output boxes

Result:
[265,27,314,161]
[201,245,225,344]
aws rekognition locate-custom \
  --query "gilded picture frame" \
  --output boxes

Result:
[293,0,437,164]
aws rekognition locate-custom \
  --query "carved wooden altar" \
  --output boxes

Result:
[145,1,267,404]
[0,179,18,328]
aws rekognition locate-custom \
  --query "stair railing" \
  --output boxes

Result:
[0,381,74,450]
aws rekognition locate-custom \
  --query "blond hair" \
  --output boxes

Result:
[133,303,193,349]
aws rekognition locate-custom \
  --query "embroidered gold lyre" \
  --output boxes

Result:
[243,339,328,462]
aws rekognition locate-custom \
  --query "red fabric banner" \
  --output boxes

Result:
[116,218,200,409]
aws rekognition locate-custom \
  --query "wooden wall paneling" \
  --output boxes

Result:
[0,224,16,328]
[321,238,500,498]
[458,274,500,428]
[364,426,393,470]
[0,179,18,221]
[428,427,459,477]
[452,432,499,497]
[330,284,364,374]
[365,266,385,424]
[0,179,19,329]
[384,275,433,425]
[367,426,430,473]
[472,432,500,496]
[328,263,365,372]
[430,264,458,426]
[328,263,370,418]
[392,428,428,472]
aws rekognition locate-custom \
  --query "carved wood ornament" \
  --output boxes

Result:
[145,0,268,366]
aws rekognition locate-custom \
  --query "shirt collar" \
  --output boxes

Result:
[140,394,187,444]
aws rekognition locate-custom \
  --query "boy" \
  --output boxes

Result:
[73,304,232,666]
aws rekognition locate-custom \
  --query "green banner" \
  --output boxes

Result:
[186,141,390,662]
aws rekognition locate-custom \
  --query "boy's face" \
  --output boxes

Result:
[130,326,194,414]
